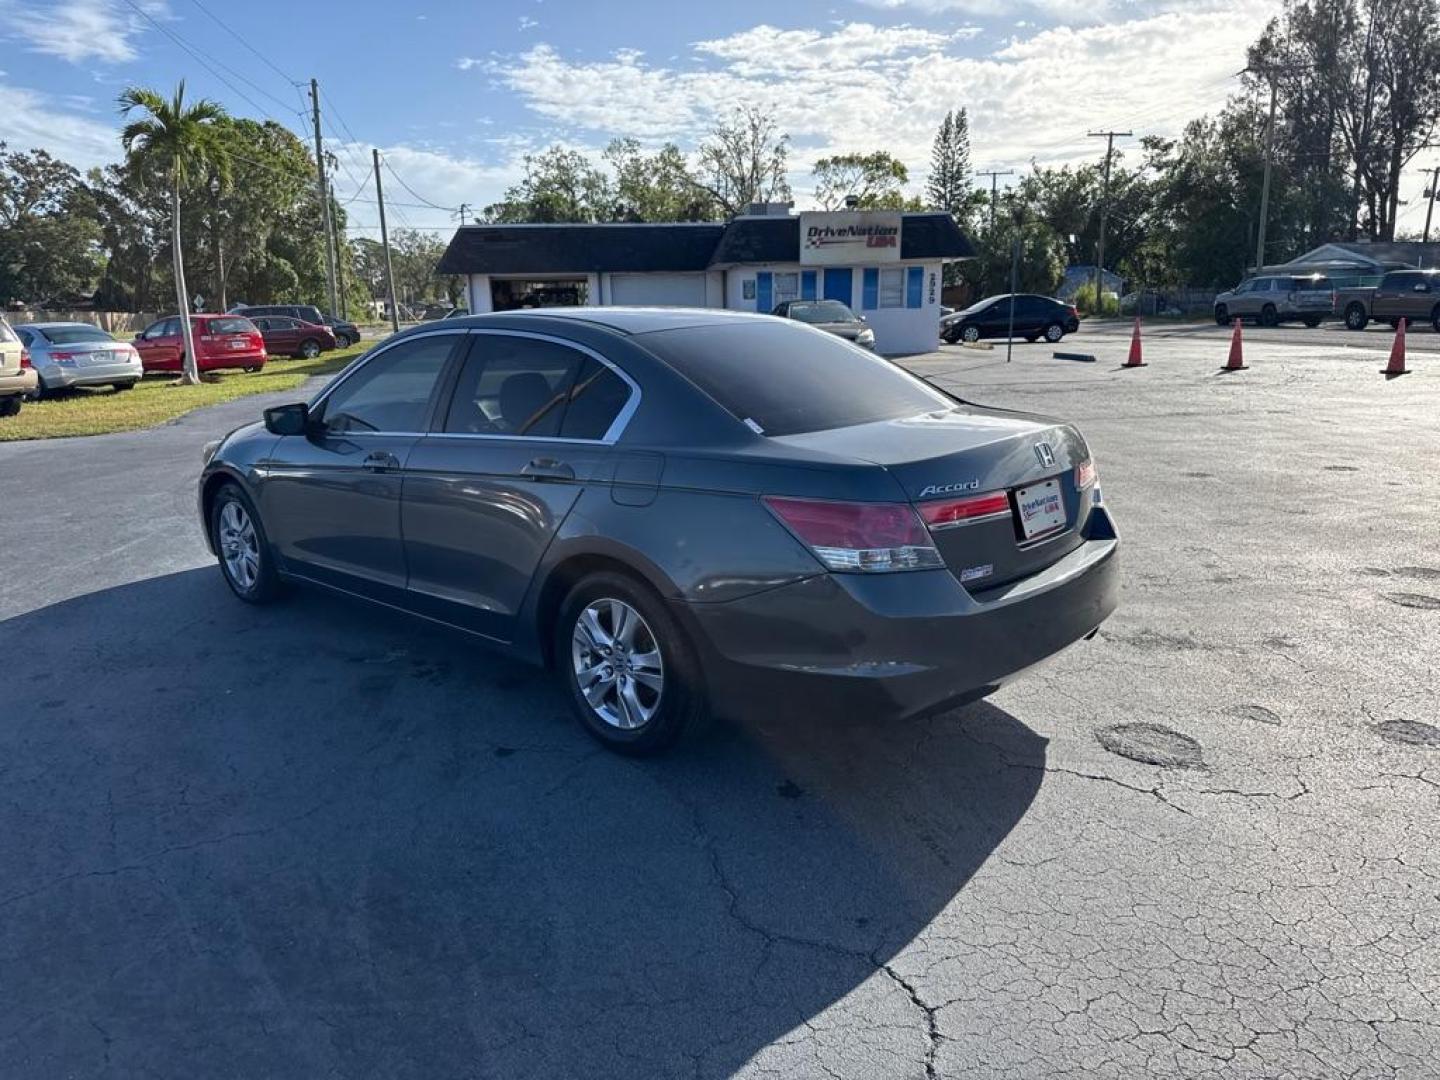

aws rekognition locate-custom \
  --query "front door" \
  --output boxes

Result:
[136,317,181,371]
[823,268,853,305]
[258,331,462,599]
[401,331,636,640]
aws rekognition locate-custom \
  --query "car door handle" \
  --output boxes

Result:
[521,457,575,482]
[362,450,401,472]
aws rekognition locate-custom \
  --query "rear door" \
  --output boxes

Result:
[1373,272,1412,321]
[400,330,637,639]
[258,331,463,599]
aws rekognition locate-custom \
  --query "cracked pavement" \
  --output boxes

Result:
[0,324,1437,1078]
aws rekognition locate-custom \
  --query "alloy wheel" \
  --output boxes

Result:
[961,325,980,343]
[1045,323,1063,342]
[302,340,320,359]
[218,500,261,592]
[571,598,664,730]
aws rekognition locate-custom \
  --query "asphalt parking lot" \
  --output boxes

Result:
[1,324,1437,1079]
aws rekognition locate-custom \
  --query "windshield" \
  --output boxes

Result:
[640,321,953,437]
[784,301,856,324]
[38,325,115,345]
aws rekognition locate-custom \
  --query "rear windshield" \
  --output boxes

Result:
[785,300,856,324]
[0,319,16,343]
[1290,277,1331,291]
[38,325,114,345]
[639,322,953,437]
[207,317,255,334]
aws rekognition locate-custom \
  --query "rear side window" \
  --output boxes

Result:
[208,317,254,334]
[560,358,631,439]
[640,322,952,437]
[0,320,19,343]
[1291,277,1331,292]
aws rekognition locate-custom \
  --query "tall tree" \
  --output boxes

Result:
[118,82,228,385]
[811,151,910,209]
[604,138,714,221]
[483,146,612,223]
[0,144,102,305]
[691,105,791,216]
[926,108,973,216]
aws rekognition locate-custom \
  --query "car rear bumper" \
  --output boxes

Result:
[683,508,1120,722]
[40,361,142,388]
[0,369,38,397]
[198,351,266,370]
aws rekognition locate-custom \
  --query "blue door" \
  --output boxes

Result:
[822,268,853,305]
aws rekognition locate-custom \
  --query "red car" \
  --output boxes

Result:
[134,314,266,374]
[248,315,338,359]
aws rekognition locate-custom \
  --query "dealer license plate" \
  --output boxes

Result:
[1015,478,1066,540]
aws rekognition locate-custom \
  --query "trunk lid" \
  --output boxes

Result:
[775,407,1095,590]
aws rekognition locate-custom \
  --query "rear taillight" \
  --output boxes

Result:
[50,351,76,363]
[763,496,942,572]
[1075,459,1097,490]
[917,491,1011,529]
[19,349,32,369]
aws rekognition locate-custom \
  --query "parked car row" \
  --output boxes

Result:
[227,303,361,347]
[0,307,349,417]
[1211,268,1440,331]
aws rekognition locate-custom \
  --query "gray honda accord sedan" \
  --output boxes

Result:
[199,308,1119,753]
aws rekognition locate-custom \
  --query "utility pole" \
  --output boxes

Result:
[374,148,400,333]
[456,202,471,227]
[329,178,349,322]
[1255,74,1279,272]
[1088,131,1130,315]
[975,169,1014,235]
[309,79,339,318]
[1423,165,1440,244]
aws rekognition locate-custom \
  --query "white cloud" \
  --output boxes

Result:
[454,56,481,70]
[4,0,169,64]
[857,0,1133,21]
[0,81,121,168]
[518,15,538,30]
[476,10,1275,205]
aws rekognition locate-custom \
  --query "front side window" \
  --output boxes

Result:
[320,334,455,434]
[878,267,905,308]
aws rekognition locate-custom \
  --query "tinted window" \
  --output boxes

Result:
[641,322,952,437]
[784,300,856,324]
[37,325,114,344]
[321,334,455,433]
[0,320,16,344]
[1291,277,1331,292]
[443,335,580,437]
[208,317,254,334]
[560,357,631,440]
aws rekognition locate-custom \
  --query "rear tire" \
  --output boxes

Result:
[1260,303,1278,327]
[299,338,321,359]
[112,380,137,391]
[1431,306,1440,334]
[28,377,49,402]
[1303,316,1322,328]
[555,571,704,755]
[0,396,20,418]
[1345,303,1368,331]
[210,483,283,604]
[1043,322,1064,343]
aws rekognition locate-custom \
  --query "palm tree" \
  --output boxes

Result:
[118,82,229,386]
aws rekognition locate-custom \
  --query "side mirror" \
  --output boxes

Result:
[134,333,144,342]
[264,402,311,436]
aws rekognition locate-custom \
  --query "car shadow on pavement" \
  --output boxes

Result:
[0,568,1046,1080]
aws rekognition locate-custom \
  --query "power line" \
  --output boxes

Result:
[382,158,457,212]
[117,0,302,122]
[186,0,302,91]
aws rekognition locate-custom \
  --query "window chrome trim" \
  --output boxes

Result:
[449,327,642,445]
[307,328,468,420]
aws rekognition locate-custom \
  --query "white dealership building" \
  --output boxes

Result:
[436,207,975,355]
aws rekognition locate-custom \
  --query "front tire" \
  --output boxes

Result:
[1345,304,1368,330]
[1214,304,1228,325]
[556,571,704,755]
[210,484,283,604]
[960,324,981,344]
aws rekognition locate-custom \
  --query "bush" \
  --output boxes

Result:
[1072,282,1120,317]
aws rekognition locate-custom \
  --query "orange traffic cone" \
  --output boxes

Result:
[1381,317,1409,376]
[1124,317,1146,368]
[1222,317,1247,371]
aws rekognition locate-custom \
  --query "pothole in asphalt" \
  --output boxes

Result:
[1384,593,1440,611]
[1225,704,1281,726]
[1375,720,1440,748]
[1096,723,1204,768]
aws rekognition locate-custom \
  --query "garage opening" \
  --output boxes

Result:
[491,278,588,312]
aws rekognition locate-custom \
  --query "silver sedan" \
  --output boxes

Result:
[14,322,144,398]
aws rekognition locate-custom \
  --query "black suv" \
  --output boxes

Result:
[229,304,360,347]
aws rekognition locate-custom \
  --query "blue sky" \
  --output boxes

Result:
[3,0,1437,238]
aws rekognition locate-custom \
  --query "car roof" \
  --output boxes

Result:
[439,306,777,335]
[17,321,107,329]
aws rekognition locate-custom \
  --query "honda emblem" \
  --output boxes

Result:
[1034,442,1055,468]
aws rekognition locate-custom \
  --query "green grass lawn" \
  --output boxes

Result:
[0,343,368,442]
